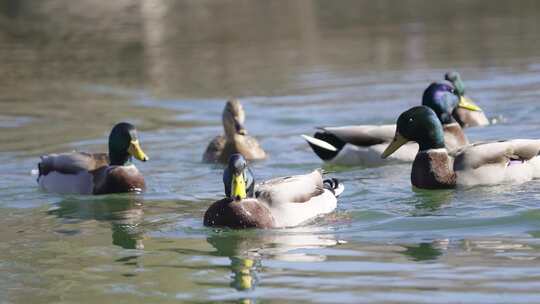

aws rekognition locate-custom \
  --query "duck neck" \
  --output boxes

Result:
[109,151,131,166]
[417,134,445,151]
[411,149,456,189]
[230,134,249,151]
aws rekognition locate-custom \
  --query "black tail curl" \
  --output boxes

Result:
[323,178,344,197]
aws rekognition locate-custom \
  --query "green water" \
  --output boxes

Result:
[2,1,540,303]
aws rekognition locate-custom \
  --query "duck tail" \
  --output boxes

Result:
[301,131,345,161]
[323,178,345,197]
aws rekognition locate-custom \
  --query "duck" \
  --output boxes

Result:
[203,154,344,229]
[37,122,149,194]
[445,71,490,127]
[302,81,483,166]
[381,106,540,189]
[203,99,266,163]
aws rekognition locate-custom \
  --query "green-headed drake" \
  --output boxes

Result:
[204,154,344,229]
[37,122,149,194]
[382,106,540,189]
[203,99,266,163]
[445,71,490,127]
[302,81,482,166]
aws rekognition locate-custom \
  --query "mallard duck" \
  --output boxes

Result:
[204,154,344,228]
[302,81,482,166]
[203,99,266,163]
[381,106,540,189]
[445,71,490,127]
[37,122,149,194]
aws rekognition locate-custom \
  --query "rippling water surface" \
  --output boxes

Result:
[2,1,540,303]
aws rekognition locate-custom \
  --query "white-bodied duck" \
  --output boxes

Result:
[302,81,482,166]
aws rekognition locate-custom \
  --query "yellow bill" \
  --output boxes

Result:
[128,140,149,161]
[381,132,409,159]
[458,96,482,112]
[231,173,247,200]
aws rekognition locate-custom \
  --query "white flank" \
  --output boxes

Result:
[270,189,337,228]
[38,171,94,194]
[456,156,540,187]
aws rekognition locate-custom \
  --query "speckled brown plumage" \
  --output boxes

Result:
[411,151,456,189]
[203,99,266,163]
[203,198,276,229]
[203,135,266,163]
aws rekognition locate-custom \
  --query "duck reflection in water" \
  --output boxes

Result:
[412,189,454,213]
[206,227,342,294]
[48,195,145,249]
[402,241,446,262]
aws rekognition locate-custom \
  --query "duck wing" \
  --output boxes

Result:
[255,170,325,205]
[454,139,540,171]
[320,125,396,146]
[38,152,109,176]
[203,135,226,162]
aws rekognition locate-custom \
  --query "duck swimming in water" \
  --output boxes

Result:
[381,106,540,189]
[302,81,482,166]
[204,154,344,228]
[37,122,149,194]
[203,99,266,163]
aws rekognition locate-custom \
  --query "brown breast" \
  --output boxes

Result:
[203,198,276,229]
[93,166,146,194]
[411,151,456,189]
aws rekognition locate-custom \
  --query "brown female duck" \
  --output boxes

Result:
[203,99,266,163]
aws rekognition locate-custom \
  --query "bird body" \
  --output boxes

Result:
[37,123,148,195]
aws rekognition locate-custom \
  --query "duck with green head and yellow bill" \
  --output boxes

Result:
[445,71,490,127]
[421,80,483,151]
[37,122,149,194]
[204,154,344,229]
[381,106,540,189]
[302,80,482,166]
[203,99,266,163]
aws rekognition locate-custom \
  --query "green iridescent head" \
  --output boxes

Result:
[108,122,149,166]
[445,71,465,97]
[382,106,445,158]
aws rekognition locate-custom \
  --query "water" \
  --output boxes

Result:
[1,1,540,303]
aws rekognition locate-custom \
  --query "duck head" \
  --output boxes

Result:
[422,81,481,125]
[223,99,248,139]
[445,71,486,127]
[382,106,445,158]
[223,154,254,201]
[444,71,465,97]
[108,122,149,166]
